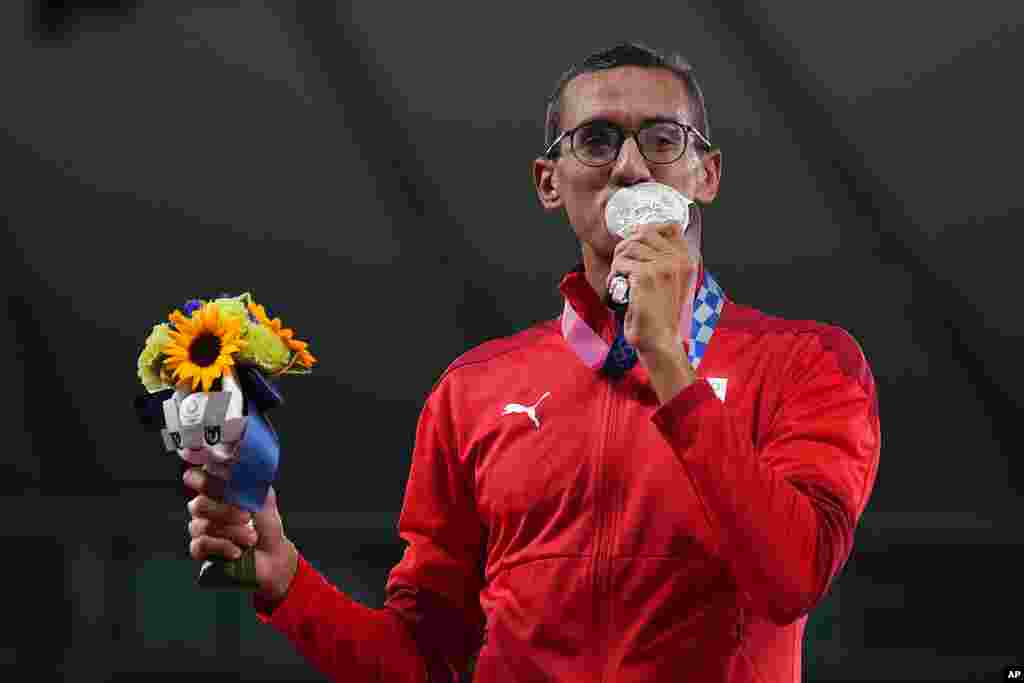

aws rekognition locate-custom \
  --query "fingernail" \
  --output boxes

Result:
[231,547,242,559]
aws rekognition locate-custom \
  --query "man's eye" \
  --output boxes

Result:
[644,124,683,145]
[580,133,614,149]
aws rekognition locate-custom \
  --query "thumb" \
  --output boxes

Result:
[252,486,287,551]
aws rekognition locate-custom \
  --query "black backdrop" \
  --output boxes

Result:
[3,1,1021,680]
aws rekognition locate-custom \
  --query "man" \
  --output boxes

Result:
[185,42,880,681]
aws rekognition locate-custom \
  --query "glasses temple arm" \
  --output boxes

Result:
[543,130,570,158]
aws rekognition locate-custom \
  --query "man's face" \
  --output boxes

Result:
[535,66,721,262]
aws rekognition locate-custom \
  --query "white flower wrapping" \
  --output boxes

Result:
[161,368,247,479]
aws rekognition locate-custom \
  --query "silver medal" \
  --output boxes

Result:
[604,181,692,239]
[604,182,693,307]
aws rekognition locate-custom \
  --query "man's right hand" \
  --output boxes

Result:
[184,467,298,604]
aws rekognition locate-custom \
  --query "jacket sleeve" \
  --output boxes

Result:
[252,553,429,682]
[252,378,486,682]
[651,325,880,626]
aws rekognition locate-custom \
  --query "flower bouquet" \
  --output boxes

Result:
[133,293,316,589]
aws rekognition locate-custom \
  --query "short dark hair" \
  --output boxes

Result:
[543,41,711,154]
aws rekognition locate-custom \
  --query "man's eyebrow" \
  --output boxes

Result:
[574,115,613,128]
[575,114,687,128]
[643,115,687,125]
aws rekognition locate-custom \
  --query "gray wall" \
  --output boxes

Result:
[3,1,1021,680]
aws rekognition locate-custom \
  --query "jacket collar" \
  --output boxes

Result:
[558,261,709,371]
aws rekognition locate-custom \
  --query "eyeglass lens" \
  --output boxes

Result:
[572,121,686,166]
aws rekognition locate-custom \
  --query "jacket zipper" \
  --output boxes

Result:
[594,378,618,683]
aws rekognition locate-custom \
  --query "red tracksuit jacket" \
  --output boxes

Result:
[254,268,881,682]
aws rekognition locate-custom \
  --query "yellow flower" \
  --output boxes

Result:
[240,322,291,375]
[247,301,317,371]
[162,302,246,392]
[211,293,252,337]
[137,323,174,392]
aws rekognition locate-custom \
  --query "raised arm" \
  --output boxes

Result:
[651,325,881,625]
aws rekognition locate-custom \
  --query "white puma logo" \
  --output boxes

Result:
[502,392,551,430]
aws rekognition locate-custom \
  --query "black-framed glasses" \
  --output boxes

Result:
[543,119,712,167]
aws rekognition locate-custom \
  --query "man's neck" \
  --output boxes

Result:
[580,246,613,306]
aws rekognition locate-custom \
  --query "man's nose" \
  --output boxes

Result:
[609,137,653,187]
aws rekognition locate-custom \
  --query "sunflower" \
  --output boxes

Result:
[162,302,246,392]
[247,301,317,371]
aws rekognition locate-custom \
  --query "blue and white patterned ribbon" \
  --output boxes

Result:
[688,271,725,370]
[601,271,725,377]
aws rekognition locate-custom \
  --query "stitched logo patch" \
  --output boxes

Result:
[502,392,551,429]
[707,377,728,402]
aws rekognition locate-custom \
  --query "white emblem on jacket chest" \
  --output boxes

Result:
[502,392,551,429]
[707,377,728,402]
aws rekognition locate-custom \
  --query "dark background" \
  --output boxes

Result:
[3,1,1021,681]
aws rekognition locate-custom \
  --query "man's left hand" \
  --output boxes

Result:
[607,221,696,355]
[607,221,698,403]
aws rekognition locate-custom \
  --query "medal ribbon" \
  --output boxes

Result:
[562,271,726,376]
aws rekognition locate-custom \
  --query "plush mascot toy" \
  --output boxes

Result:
[133,294,316,589]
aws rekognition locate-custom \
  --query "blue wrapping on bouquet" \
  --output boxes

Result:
[225,398,280,513]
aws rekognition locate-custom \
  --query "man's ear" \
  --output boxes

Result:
[693,148,722,205]
[533,157,562,211]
